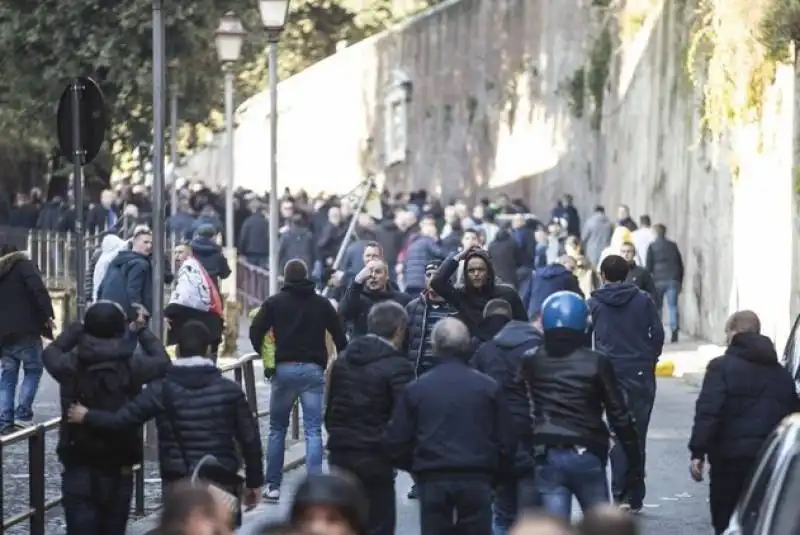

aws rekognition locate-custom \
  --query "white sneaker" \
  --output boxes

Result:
[263,487,280,503]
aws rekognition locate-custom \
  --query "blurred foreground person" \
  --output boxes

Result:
[520,291,641,521]
[386,317,515,535]
[510,513,575,535]
[326,301,414,535]
[289,473,368,535]
[67,321,263,529]
[688,310,798,534]
[577,505,638,535]
[157,481,233,535]
[43,301,170,535]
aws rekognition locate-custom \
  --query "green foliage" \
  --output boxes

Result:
[564,69,586,117]
[759,0,800,61]
[588,27,612,130]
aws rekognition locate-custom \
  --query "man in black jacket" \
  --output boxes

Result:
[0,243,55,433]
[430,247,527,337]
[43,300,170,534]
[385,317,516,535]
[326,301,415,535]
[520,290,641,521]
[67,320,263,527]
[620,241,656,299]
[645,223,684,342]
[339,259,411,337]
[688,311,798,534]
[249,259,347,503]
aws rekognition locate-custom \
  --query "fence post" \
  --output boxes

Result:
[0,440,4,531]
[243,359,258,415]
[28,426,46,535]
[134,458,145,517]
[291,402,300,440]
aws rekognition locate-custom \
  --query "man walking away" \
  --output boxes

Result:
[528,255,583,320]
[67,321,263,528]
[0,243,55,433]
[385,317,516,535]
[326,302,415,535]
[472,305,544,534]
[580,206,613,268]
[520,291,642,521]
[43,301,170,534]
[250,259,348,503]
[630,215,655,267]
[645,223,684,342]
[588,255,663,513]
[688,311,798,534]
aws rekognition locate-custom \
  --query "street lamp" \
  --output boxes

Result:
[215,11,246,253]
[259,0,291,296]
[168,59,180,220]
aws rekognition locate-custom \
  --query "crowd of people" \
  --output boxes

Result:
[0,177,788,535]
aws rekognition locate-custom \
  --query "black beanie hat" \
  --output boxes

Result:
[84,301,127,339]
[290,473,368,535]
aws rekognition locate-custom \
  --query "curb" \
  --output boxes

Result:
[655,342,723,378]
[126,443,308,535]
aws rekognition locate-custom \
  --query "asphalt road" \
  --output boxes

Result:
[235,377,713,534]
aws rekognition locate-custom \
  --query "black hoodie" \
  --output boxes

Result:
[689,332,799,462]
[250,278,347,368]
[339,280,412,337]
[326,335,414,455]
[430,250,527,335]
[0,251,54,345]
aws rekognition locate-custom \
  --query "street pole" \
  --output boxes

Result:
[170,82,178,218]
[70,79,86,319]
[151,0,166,337]
[224,67,235,250]
[268,40,279,296]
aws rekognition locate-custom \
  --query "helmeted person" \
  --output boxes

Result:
[472,298,544,534]
[588,255,663,512]
[430,246,527,337]
[42,300,170,535]
[519,291,641,521]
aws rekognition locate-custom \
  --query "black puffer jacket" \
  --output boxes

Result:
[689,332,799,462]
[0,251,54,345]
[326,335,414,455]
[405,295,457,376]
[42,323,170,470]
[82,356,264,488]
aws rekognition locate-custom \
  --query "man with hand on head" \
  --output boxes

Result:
[339,259,411,338]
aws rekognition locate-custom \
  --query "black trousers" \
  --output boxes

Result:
[709,458,756,534]
[329,451,396,535]
[417,477,492,535]
[62,465,134,535]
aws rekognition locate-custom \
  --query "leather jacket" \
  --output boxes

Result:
[520,344,641,468]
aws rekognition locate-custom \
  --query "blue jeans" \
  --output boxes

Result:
[534,448,610,521]
[265,362,325,489]
[0,339,44,429]
[610,371,656,508]
[655,280,680,332]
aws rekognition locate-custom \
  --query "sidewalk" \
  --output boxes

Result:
[655,337,723,379]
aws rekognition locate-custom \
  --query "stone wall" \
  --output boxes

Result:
[232,0,800,344]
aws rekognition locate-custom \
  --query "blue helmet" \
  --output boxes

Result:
[541,291,589,332]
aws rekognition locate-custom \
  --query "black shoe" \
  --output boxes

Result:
[671,330,679,343]
[407,485,418,499]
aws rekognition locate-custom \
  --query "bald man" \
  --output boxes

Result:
[385,317,516,535]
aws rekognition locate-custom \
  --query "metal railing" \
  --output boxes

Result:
[0,352,299,535]
[236,260,271,312]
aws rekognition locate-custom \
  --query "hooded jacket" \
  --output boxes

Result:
[0,251,54,345]
[339,280,412,337]
[689,332,799,462]
[92,235,127,302]
[80,356,263,488]
[527,264,583,318]
[98,249,152,318]
[249,278,347,369]
[189,236,231,289]
[588,283,664,373]
[472,321,543,433]
[42,322,170,470]
[429,250,527,335]
[405,294,458,377]
[326,335,414,457]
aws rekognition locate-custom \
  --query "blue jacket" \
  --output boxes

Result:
[98,250,152,318]
[184,214,222,241]
[403,235,445,290]
[189,237,231,287]
[588,283,664,373]
[528,264,583,318]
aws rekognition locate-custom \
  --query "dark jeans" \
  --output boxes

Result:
[709,458,755,534]
[62,465,134,535]
[329,451,396,535]
[610,371,656,508]
[534,448,610,521]
[492,471,537,535]
[417,477,492,535]
[654,280,680,332]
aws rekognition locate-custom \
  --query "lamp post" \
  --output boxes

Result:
[259,0,291,296]
[215,12,246,251]
[169,59,180,220]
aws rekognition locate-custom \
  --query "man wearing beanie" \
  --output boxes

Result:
[68,320,264,530]
[42,300,171,534]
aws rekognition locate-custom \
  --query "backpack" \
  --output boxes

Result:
[69,358,139,459]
